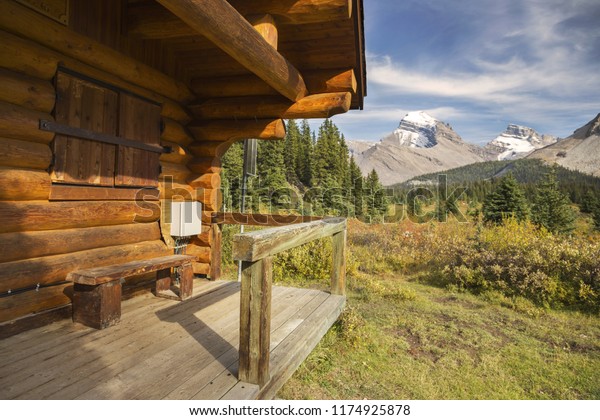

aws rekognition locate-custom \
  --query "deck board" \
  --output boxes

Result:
[0,279,345,400]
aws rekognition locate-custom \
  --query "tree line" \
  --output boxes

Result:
[220,119,388,220]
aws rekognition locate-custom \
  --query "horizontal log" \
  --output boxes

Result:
[157,0,307,102]
[159,161,192,182]
[0,167,51,200]
[159,181,196,200]
[0,101,55,143]
[213,212,323,227]
[0,30,58,80]
[191,69,356,98]
[0,1,194,103]
[188,119,286,142]
[0,68,55,113]
[0,223,161,264]
[48,185,159,201]
[196,229,213,247]
[187,156,222,173]
[0,240,169,294]
[187,142,236,159]
[0,283,72,323]
[190,92,351,120]
[186,243,211,264]
[193,262,210,276]
[0,303,71,339]
[162,118,194,146]
[0,137,51,170]
[233,218,346,261]
[127,0,352,39]
[197,188,221,212]
[187,172,221,189]
[160,141,192,165]
[0,201,160,234]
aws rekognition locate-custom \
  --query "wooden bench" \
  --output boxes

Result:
[68,255,197,329]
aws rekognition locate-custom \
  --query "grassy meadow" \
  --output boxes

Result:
[222,216,600,399]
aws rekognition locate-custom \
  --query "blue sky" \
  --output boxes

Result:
[317,0,600,145]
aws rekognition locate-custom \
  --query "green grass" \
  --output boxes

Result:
[277,274,600,399]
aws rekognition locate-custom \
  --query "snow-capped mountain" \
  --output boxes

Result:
[484,124,558,160]
[348,112,488,185]
[381,111,438,148]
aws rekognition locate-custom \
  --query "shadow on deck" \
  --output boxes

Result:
[0,279,345,400]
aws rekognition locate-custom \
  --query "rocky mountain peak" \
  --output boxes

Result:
[572,113,600,139]
[485,124,557,160]
[381,111,439,148]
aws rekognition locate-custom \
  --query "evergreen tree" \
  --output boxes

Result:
[255,137,287,212]
[530,168,576,234]
[297,119,313,186]
[220,142,244,211]
[482,174,529,224]
[580,190,599,214]
[364,169,388,220]
[348,156,364,216]
[593,205,600,231]
[283,119,300,184]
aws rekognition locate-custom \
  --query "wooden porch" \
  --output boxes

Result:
[0,278,345,400]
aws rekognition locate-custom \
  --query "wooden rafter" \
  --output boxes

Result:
[128,0,352,39]
[190,92,351,120]
[156,0,307,102]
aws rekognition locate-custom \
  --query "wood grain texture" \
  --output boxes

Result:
[239,257,272,386]
[0,100,54,144]
[188,119,285,142]
[232,218,346,262]
[0,167,51,200]
[0,240,169,294]
[0,67,55,112]
[0,1,194,103]
[0,223,161,264]
[0,201,160,234]
[68,255,197,286]
[127,0,352,39]
[331,229,347,295]
[157,0,307,102]
[0,30,58,80]
[0,137,52,170]
[191,69,356,98]
[190,92,351,120]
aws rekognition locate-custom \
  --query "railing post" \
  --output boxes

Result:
[238,257,272,386]
[331,227,347,295]
[209,222,222,281]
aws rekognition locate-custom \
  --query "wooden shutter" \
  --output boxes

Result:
[116,93,161,188]
[52,72,118,186]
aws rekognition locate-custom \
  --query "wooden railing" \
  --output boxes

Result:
[209,212,323,281]
[231,217,347,386]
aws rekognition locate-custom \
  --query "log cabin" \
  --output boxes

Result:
[0,0,365,399]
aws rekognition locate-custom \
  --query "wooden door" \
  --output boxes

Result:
[116,93,161,188]
[52,72,118,186]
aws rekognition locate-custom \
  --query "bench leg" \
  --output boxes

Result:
[156,268,172,293]
[73,280,122,329]
[179,263,193,300]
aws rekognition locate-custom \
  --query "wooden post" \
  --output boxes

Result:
[179,263,194,300]
[209,223,222,281]
[331,228,347,295]
[239,257,272,386]
[155,268,172,296]
[72,280,122,329]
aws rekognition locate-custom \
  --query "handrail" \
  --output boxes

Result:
[232,217,347,387]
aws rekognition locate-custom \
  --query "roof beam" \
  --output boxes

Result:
[157,0,307,102]
[191,69,356,98]
[128,1,352,39]
[190,92,352,120]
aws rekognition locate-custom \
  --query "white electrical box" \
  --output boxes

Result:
[170,201,202,237]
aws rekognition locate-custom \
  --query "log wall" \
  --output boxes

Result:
[0,2,202,331]
[0,0,294,331]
